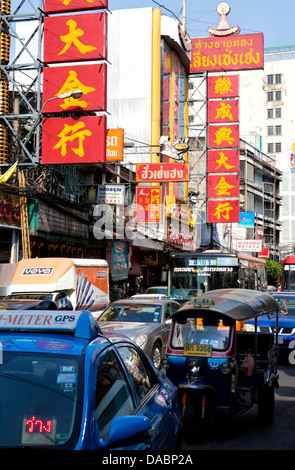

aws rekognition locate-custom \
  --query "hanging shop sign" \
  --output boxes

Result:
[90,184,126,205]
[106,129,124,162]
[207,174,239,198]
[190,33,264,73]
[0,192,20,227]
[44,0,108,14]
[43,12,107,64]
[208,124,239,148]
[207,149,239,173]
[237,240,263,253]
[41,115,106,164]
[207,199,239,224]
[111,240,129,282]
[239,212,255,227]
[135,186,162,224]
[42,63,107,113]
[207,99,239,124]
[207,74,239,99]
[136,163,189,183]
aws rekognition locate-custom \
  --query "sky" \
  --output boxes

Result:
[109,0,295,49]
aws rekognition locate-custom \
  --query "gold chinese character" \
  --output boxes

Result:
[213,127,235,146]
[215,102,233,121]
[56,70,95,110]
[63,0,94,5]
[215,77,233,95]
[213,202,233,220]
[59,19,97,56]
[215,151,235,170]
[53,122,92,157]
[214,176,235,196]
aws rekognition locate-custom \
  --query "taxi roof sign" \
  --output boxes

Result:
[0,310,102,340]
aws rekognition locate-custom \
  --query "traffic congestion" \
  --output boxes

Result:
[0,256,293,450]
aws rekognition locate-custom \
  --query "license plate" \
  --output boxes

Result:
[183,343,213,357]
[278,336,284,344]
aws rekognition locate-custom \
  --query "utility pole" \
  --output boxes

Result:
[183,0,188,40]
[19,169,30,259]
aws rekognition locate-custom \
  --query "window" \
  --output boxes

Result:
[275,74,281,84]
[267,92,273,102]
[275,142,282,153]
[275,91,281,101]
[267,143,274,153]
[275,125,282,136]
[275,108,281,118]
[95,349,135,440]
[118,346,155,402]
[267,126,274,136]
[267,109,273,119]
[267,75,273,85]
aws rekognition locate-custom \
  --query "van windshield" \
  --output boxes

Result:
[171,317,231,351]
[0,352,82,448]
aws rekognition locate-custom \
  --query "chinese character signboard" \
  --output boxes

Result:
[45,0,108,14]
[207,74,239,98]
[41,115,106,164]
[136,163,189,183]
[208,124,239,148]
[207,149,239,173]
[207,174,239,198]
[135,187,162,224]
[43,13,107,64]
[42,63,107,113]
[207,199,239,223]
[190,33,264,73]
[207,99,239,123]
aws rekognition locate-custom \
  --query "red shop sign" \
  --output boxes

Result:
[207,174,239,198]
[207,199,239,223]
[43,13,107,64]
[136,163,189,183]
[207,99,239,124]
[135,186,162,224]
[207,149,239,173]
[208,124,239,149]
[44,0,108,14]
[190,33,264,73]
[41,115,106,164]
[207,74,239,99]
[42,63,107,113]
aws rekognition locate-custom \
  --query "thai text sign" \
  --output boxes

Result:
[207,199,239,223]
[96,185,125,205]
[41,115,106,164]
[42,64,107,113]
[136,163,189,183]
[135,187,162,224]
[106,129,124,162]
[207,149,239,173]
[237,240,263,252]
[43,13,107,64]
[44,0,108,14]
[207,75,239,99]
[190,33,264,73]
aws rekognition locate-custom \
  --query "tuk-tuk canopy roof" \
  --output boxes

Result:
[171,289,278,322]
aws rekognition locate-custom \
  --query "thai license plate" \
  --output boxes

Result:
[183,343,213,357]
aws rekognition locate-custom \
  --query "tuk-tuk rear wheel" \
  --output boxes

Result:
[182,393,203,442]
[258,385,274,422]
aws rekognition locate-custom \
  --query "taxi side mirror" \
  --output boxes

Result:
[102,416,154,449]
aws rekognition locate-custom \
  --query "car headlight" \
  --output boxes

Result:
[161,358,171,370]
[243,323,255,332]
[221,362,231,374]
[187,359,201,376]
[135,335,147,348]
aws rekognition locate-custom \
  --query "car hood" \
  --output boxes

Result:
[98,321,158,338]
[245,314,295,327]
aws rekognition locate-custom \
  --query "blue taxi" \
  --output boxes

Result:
[0,310,181,449]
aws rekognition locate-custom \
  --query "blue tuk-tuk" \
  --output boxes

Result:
[161,289,279,442]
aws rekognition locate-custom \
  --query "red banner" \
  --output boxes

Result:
[42,63,107,113]
[135,187,162,224]
[190,33,264,73]
[207,149,239,173]
[41,115,106,164]
[136,163,189,183]
[207,199,240,223]
[43,13,107,64]
[208,124,239,149]
[44,0,108,14]
[207,174,239,198]
[207,74,239,99]
[207,99,239,124]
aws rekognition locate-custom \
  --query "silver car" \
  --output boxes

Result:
[96,299,180,369]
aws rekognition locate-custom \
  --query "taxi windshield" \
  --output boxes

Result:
[99,304,162,323]
[171,317,231,351]
[0,352,82,448]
